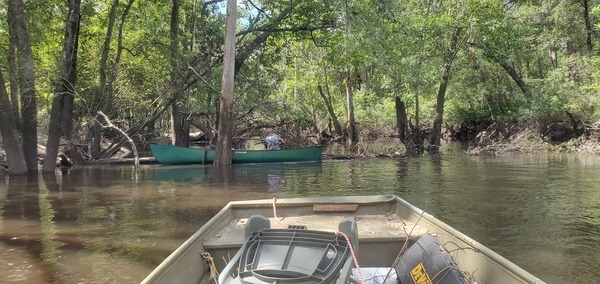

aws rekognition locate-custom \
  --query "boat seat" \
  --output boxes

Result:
[218,215,358,284]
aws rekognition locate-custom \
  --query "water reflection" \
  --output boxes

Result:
[152,161,322,185]
[266,172,284,193]
[152,165,211,182]
[0,155,599,283]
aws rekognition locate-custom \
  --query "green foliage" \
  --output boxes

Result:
[3,0,600,144]
[354,89,396,127]
[531,54,599,119]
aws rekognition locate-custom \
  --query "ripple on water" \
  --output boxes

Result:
[1,154,600,283]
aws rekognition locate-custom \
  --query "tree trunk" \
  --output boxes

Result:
[61,36,77,142]
[170,0,188,146]
[8,36,20,130]
[499,62,532,104]
[91,120,102,157]
[97,0,133,121]
[430,27,462,155]
[97,112,139,168]
[8,0,38,171]
[89,0,133,157]
[44,0,82,172]
[214,0,237,165]
[412,53,425,128]
[99,0,119,111]
[89,0,133,142]
[471,42,534,104]
[345,65,358,150]
[112,0,134,92]
[317,84,342,136]
[582,0,593,52]
[395,96,408,141]
[0,68,27,174]
[413,0,431,129]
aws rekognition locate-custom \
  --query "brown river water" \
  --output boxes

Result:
[1,151,599,283]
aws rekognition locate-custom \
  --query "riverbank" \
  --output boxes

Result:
[2,121,600,172]
[453,120,600,155]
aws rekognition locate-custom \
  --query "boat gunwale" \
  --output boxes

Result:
[150,143,324,164]
[232,146,324,153]
[389,195,546,284]
[150,143,324,152]
[141,202,236,283]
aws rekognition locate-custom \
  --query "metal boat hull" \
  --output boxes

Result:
[142,195,545,284]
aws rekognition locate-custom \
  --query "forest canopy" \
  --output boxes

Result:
[1,0,600,173]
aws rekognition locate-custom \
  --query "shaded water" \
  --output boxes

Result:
[1,152,600,283]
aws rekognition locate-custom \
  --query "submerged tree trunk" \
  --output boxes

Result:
[8,0,38,171]
[214,0,237,165]
[44,0,82,172]
[0,69,27,174]
[430,27,462,155]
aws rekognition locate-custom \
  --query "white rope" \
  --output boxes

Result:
[337,231,365,284]
[272,197,287,227]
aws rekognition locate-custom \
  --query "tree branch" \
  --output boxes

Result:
[96,111,139,168]
[237,25,325,36]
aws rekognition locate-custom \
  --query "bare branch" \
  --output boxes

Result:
[238,25,325,36]
[188,65,220,94]
[96,111,139,168]
[247,0,269,19]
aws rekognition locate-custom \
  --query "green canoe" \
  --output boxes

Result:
[149,143,324,164]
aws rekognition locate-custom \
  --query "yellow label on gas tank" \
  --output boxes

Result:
[410,262,433,284]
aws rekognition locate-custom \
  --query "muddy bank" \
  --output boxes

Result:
[450,119,600,155]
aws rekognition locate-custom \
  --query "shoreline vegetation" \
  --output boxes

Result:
[2,120,600,172]
[2,1,600,173]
